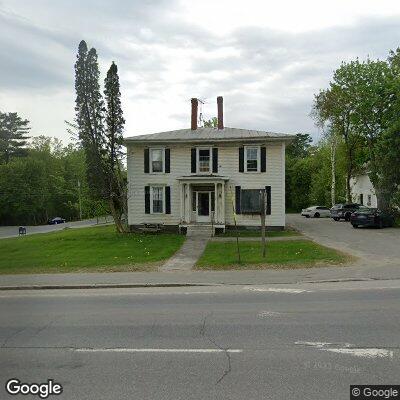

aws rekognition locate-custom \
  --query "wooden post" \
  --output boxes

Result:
[260,189,267,258]
[230,187,241,264]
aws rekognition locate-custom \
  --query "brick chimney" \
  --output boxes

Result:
[191,98,198,130]
[217,96,224,130]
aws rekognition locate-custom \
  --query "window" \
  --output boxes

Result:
[150,148,164,173]
[197,148,211,173]
[359,194,364,205]
[245,146,259,172]
[241,189,261,213]
[152,186,164,213]
[367,194,372,206]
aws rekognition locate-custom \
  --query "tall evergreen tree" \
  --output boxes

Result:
[74,41,107,199]
[104,61,127,232]
[0,111,31,164]
[74,41,127,232]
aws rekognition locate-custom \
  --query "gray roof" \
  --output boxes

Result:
[124,127,295,144]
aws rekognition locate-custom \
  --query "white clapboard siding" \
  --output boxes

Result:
[127,141,286,227]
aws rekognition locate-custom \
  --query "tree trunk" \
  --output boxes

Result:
[108,198,127,233]
[330,136,337,206]
[375,185,391,211]
[346,172,352,203]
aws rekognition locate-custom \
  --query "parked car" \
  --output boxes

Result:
[48,217,66,225]
[330,203,361,221]
[301,206,331,218]
[350,207,394,228]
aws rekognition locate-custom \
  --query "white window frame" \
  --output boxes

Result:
[150,147,165,174]
[150,186,165,214]
[196,147,212,174]
[244,145,260,173]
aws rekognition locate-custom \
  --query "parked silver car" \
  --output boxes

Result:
[301,206,331,218]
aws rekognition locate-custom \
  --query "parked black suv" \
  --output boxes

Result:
[330,203,361,221]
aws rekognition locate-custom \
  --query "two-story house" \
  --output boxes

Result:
[124,97,294,234]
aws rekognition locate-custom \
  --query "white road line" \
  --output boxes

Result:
[257,311,281,318]
[325,348,394,359]
[295,341,395,359]
[245,287,311,294]
[75,348,243,354]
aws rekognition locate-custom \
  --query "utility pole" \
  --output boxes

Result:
[77,180,82,220]
[260,189,267,258]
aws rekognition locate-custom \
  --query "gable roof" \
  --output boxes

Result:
[124,127,295,144]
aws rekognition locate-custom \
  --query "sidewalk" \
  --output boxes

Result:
[1,261,399,290]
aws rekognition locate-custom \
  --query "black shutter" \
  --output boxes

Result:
[144,148,149,173]
[265,186,271,215]
[191,148,196,173]
[239,147,244,172]
[235,186,241,214]
[261,147,266,172]
[212,148,218,173]
[145,186,150,214]
[165,186,171,214]
[165,148,170,173]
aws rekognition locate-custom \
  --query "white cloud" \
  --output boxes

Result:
[1,0,400,142]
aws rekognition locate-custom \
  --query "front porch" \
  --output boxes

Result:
[177,175,229,233]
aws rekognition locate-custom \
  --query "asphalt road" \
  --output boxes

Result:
[1,282,399,400]
[0,217,112,239]
[287,213,400,265]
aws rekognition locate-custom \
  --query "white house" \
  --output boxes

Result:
[350,173,377,207]
[124,97,294,234]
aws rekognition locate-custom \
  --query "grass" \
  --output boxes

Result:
[196,240,350,270]
[217,229,300,238]
[0,225,185,274]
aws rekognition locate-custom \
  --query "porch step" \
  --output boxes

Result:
[186,225,214,237]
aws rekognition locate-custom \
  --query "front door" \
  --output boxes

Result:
[196,192,211,222]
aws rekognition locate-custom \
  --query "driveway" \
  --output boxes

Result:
[0,216,112,239]
[287,213,400,266]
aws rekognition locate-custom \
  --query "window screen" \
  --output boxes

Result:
[240,189,261,213]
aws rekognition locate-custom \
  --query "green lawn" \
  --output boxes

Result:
[0,225,185,274]
[196,240,350,270]
[217,229,300,238]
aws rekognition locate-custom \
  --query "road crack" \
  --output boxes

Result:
[199,312,233,385]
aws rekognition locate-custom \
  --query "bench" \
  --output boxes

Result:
[138,223,163,233]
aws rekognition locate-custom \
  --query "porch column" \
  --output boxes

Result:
[179,182,184,223]
[221,181,225,224]
[214,182,218,223]
[184,183,190,223]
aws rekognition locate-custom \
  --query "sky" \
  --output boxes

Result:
[2,0,400,143]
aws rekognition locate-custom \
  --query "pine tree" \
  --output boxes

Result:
[0,111,31,164]
[74,41,106,199]
[104,62,127,233]
[73,41,127,232]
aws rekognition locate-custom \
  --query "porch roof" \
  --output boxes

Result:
[176,175,229,183]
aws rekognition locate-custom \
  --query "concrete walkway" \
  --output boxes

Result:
[160,236,209,271]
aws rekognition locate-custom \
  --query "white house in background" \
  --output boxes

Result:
[124,97,294,234]
[350,173,377,207]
